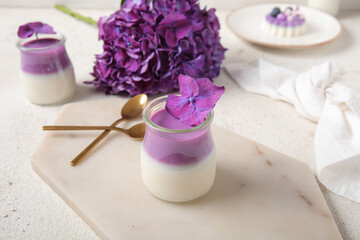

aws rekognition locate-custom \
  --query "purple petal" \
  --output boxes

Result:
[98,16,108,39]
[176,1,191,12]
[36,23,56,34]
[183,55,206,77]
[141,12,157,24]
[180,39,189,50]
[141,40,149,53]
[114,50,126,65]
[155,50,161,72]
[124,0,148,9]
[183,65,196,77]
[126,59,140,72]
[165,94,195,119]
[165,29,178,48]
[27,22,43,29]
[174,20,192,39]
[178,74,199,98]
[192,55,206,68]
[192,22,204,32]
[142,52,155,64]
[140,24,154,35]
[119,10,140,22]
[18,25,33,39]
[28,22,55,34]
[126,51,140,59]
[180,108,212,126]
[17,22,55,39]
[159,13,186,25]
[156,24,168,36]
[194,78,225,110]
[140,63,148,74]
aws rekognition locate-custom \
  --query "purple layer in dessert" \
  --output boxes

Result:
[151,108,191,130]
[143,109,214,166]
[20,38,71,75]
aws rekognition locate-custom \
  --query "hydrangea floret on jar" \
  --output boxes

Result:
[141,74,225,202]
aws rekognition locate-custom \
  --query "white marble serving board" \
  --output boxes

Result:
[31,99,342,240]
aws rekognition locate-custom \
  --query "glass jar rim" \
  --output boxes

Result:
[16,33,66,52]
[143,95,213,134]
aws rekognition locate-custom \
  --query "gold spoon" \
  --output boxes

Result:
[42,123,145,140]
[68,94,148,166]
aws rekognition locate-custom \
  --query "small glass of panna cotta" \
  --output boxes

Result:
[16,33,76,105]
[141,96,216,202]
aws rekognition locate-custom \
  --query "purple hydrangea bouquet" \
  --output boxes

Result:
[86,0,226,96]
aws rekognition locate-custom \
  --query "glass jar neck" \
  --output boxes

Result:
[16,33,66,52]
[143,96,213,137]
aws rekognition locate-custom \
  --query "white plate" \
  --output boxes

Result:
[227,3,342,48]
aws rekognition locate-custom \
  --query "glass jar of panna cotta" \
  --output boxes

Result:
[141,96,216,202]
[16,33,76,105]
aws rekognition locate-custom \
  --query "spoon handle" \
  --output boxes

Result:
[70,118,124,166]
[43,125,127,133]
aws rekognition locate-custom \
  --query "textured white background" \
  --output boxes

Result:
[0,2,360,240]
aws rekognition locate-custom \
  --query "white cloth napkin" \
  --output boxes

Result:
[225,59,360,203]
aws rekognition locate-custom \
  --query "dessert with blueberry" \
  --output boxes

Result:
[262,6,306,37]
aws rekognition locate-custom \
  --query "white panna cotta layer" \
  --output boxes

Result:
[21,66,76,105]
[141,146,216,202]
[261,21,306,37]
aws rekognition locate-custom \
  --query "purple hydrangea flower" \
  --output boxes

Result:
[18,22,56,39]
[166,74,225,126]
[156,13,192,48]
[86,0,227,96]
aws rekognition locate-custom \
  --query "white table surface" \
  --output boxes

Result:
[0,7,359,240]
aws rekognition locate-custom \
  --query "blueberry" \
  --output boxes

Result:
[286,6,293,11]
[270,7,281,17]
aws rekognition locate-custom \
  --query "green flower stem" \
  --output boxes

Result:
[55,4,98,26]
